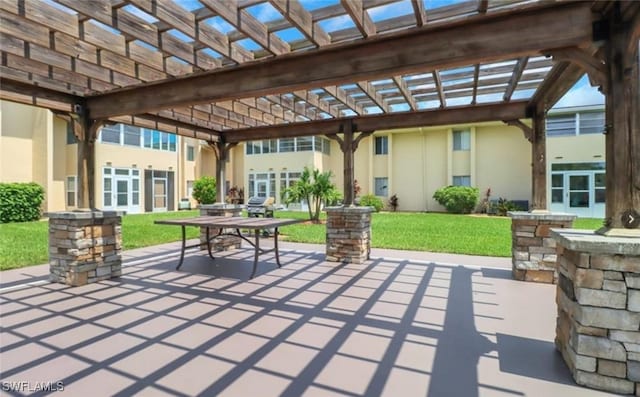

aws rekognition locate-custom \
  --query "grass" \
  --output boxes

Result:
[0,210,605,271]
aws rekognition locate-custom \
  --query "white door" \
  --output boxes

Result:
[114,177,130,211]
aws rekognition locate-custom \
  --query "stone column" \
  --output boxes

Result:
[325,206,373,264]
[48,211,123,286]
[508,211,576,283]
[553,229,640,395]
[199,204,243,251]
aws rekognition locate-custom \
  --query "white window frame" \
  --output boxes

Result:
[66,176,77,208]
[374,177,388,196]
[452,175,471,186]
[374,136,388,155]
[453,130,470,151]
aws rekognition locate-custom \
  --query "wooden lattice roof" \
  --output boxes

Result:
[0,0,628,143]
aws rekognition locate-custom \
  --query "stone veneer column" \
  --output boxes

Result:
[325,206,373,264]
[508,211,576,283]
[553,229,640,395]
[48,211,123,286]
[199,204,243,251]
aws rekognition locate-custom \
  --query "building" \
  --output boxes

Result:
[0,100,242,213]
[242,105,605,218]
[0,101,605,217]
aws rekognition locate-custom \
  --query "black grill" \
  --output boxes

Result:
[246,196,275,218]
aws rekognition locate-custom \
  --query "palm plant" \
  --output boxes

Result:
[283,166,341,222]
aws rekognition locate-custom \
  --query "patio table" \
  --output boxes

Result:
[155,216,302,278]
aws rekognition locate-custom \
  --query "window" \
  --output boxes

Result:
[186,180,194,199]
[594,172,606,203]
[279,138,295,152]
[246,137,330,155]
[579,111,605,135]
[187,146,195,161]
[374,177,388,196]
[453,130,470,151]
[262,140,277,153]
[143,129,153,149]
[123,125,140,146]
[546,114,576,136]
[100,124,121,144]
[551,173,564,203]
[66,123,77,144]
[297,137,313,151]
[453,176,471,186]
[66,176,76,207]
[168,134,176,152]
[322,137,331,155]
[547,111,605,136]
[375,136,388,155]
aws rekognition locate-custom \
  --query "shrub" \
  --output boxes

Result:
[492,198,524,216]
[283,166,341,222]
[433,186,479,214]
[0,182,45,223]
[359,194,384,212]
[388,194,399,211]
[192,176,217,204]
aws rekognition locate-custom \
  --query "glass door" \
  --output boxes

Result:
[114,177,130,210]
[256,180,268,198]
[566,173,591,217]
[153,178,167,212]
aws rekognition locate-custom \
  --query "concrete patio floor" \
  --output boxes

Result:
[0,241,614,396]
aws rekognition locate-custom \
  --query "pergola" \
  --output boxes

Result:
[0,0,638,230]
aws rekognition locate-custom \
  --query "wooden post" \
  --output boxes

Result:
[327,122,373,207]
[210,140,237,204]
[601,6,640,231]
[530,109,547,211]
[71,108,103,210]
[343,123,355,206]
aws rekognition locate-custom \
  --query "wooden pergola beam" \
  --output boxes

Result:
[503,57,529,101]
[357,81,390,113]
[223,101,528,143]
[0,78,80,112]
[393,76,417,111]
[528,61,585,113]
[433,70,446,108]
[85,2,593,119]
[268,0,331,47]
[341,0,376,38]
[411,0,426,26]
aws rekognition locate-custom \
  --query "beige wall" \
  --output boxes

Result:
[547,134,605,163]
[392,129,428,211]
[1,101,40,183]
[475,125,532,203]
[424,128,449,211]
[0,102,69,212]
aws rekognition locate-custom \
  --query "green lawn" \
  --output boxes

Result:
[0,210,604,271]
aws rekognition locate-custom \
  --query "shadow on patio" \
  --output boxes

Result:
[0,247,611,396]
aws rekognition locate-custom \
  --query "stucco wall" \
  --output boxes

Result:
[475,125,532,203]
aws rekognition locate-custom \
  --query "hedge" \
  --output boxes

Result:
[433,185,479,214]
[0,182,45,223]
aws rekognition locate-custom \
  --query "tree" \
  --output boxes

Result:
[283,166,341,222]
[192,176,217,204]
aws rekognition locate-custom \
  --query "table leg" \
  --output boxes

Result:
[176,225,186,270]
[250,229,259,279]
[274,227,281,268]
[206,227,215,260]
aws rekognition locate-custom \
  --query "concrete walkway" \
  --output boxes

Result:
[0,241,612,396]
